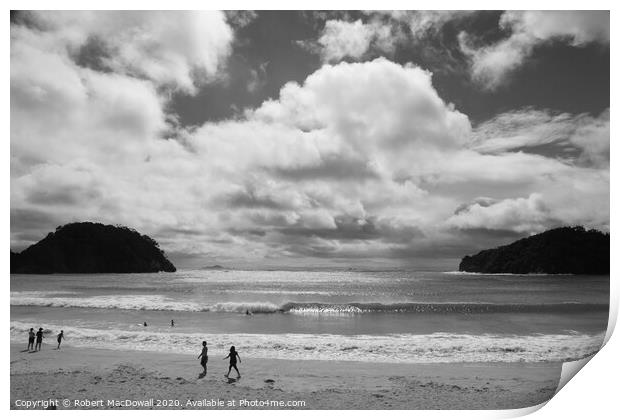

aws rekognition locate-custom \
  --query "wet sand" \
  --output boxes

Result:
[10,342,561,409]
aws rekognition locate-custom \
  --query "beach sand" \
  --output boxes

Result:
[10,342,560,410]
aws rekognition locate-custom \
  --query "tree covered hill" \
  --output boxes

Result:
[459,226,609,274]
[11,222,176,274]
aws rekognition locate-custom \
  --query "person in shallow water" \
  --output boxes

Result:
[198,341,208,375]
[224,346,241,378]
[171,319,174,327]
[27,328,35,351]
[56,330,64,350]
[35,328,43,351]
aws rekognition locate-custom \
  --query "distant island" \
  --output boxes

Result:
[201,264,227,270]
[11,222,176,274]
[459,226,609,274]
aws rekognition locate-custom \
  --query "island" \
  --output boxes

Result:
[10,222,176,274]
[201,264,226,270]
[459,226,609,274]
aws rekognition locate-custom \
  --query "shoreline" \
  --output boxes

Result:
[11,342,561,409]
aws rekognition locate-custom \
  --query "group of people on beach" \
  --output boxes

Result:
[198,341,241,379]
[25,325,241,379]
[26,327,63,351]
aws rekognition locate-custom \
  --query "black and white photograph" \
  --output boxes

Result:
[9,8,611,411]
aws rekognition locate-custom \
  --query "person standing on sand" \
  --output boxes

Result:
[224,346,241,378]
[27,328,35,351]
[198,341,208,375]
[35,328,44,351]
[56,330,64,350]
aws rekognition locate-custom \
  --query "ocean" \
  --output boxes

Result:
[10,270,609,364]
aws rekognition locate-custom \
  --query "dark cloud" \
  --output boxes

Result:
[26,187,102,206]
[278,215,424,244]
[246,212,296,228]
[73,35,114,73]
[10,208,65,251]
[509,143,580,160]
[154,226,209,237]
[454,197,498,215]
[228,228,266,237]
[443,227,530,257]
[11,208,61,231]
[215,187,294,210]
[273,155,379,181]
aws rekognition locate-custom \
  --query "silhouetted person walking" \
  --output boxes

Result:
[35,328,43,351]
[27,328,35,351]
[224,346,241,378]
[171,319,174,327]
[198,341,208,376]
[56,330,64,349]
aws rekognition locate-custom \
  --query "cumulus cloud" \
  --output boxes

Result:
[317,20,375,61]
[11,64,166,167]
[312,12,474,63]
[312,18,407,62]
[10,13,610,267]
[10,11,233,248]
[447,169,609,235]
[16,11,233,94]
[459,11,609,89]
[447,194,554,233]
[251,58,471,156]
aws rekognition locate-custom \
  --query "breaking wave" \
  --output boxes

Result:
[9,320,604,364]
[11,292,607,315]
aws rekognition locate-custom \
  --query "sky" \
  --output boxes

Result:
[10,10,610,270]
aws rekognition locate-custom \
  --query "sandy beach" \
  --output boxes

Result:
[10,342,561,409]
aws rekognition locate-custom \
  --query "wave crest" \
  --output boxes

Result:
[9,320,604,364]
[11,292,608,315]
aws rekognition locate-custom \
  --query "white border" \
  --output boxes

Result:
[3,1,617,419]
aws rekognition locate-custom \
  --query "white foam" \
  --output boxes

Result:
[10,292,282,313]
[287,304,364,314]
[10,321,604,364]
